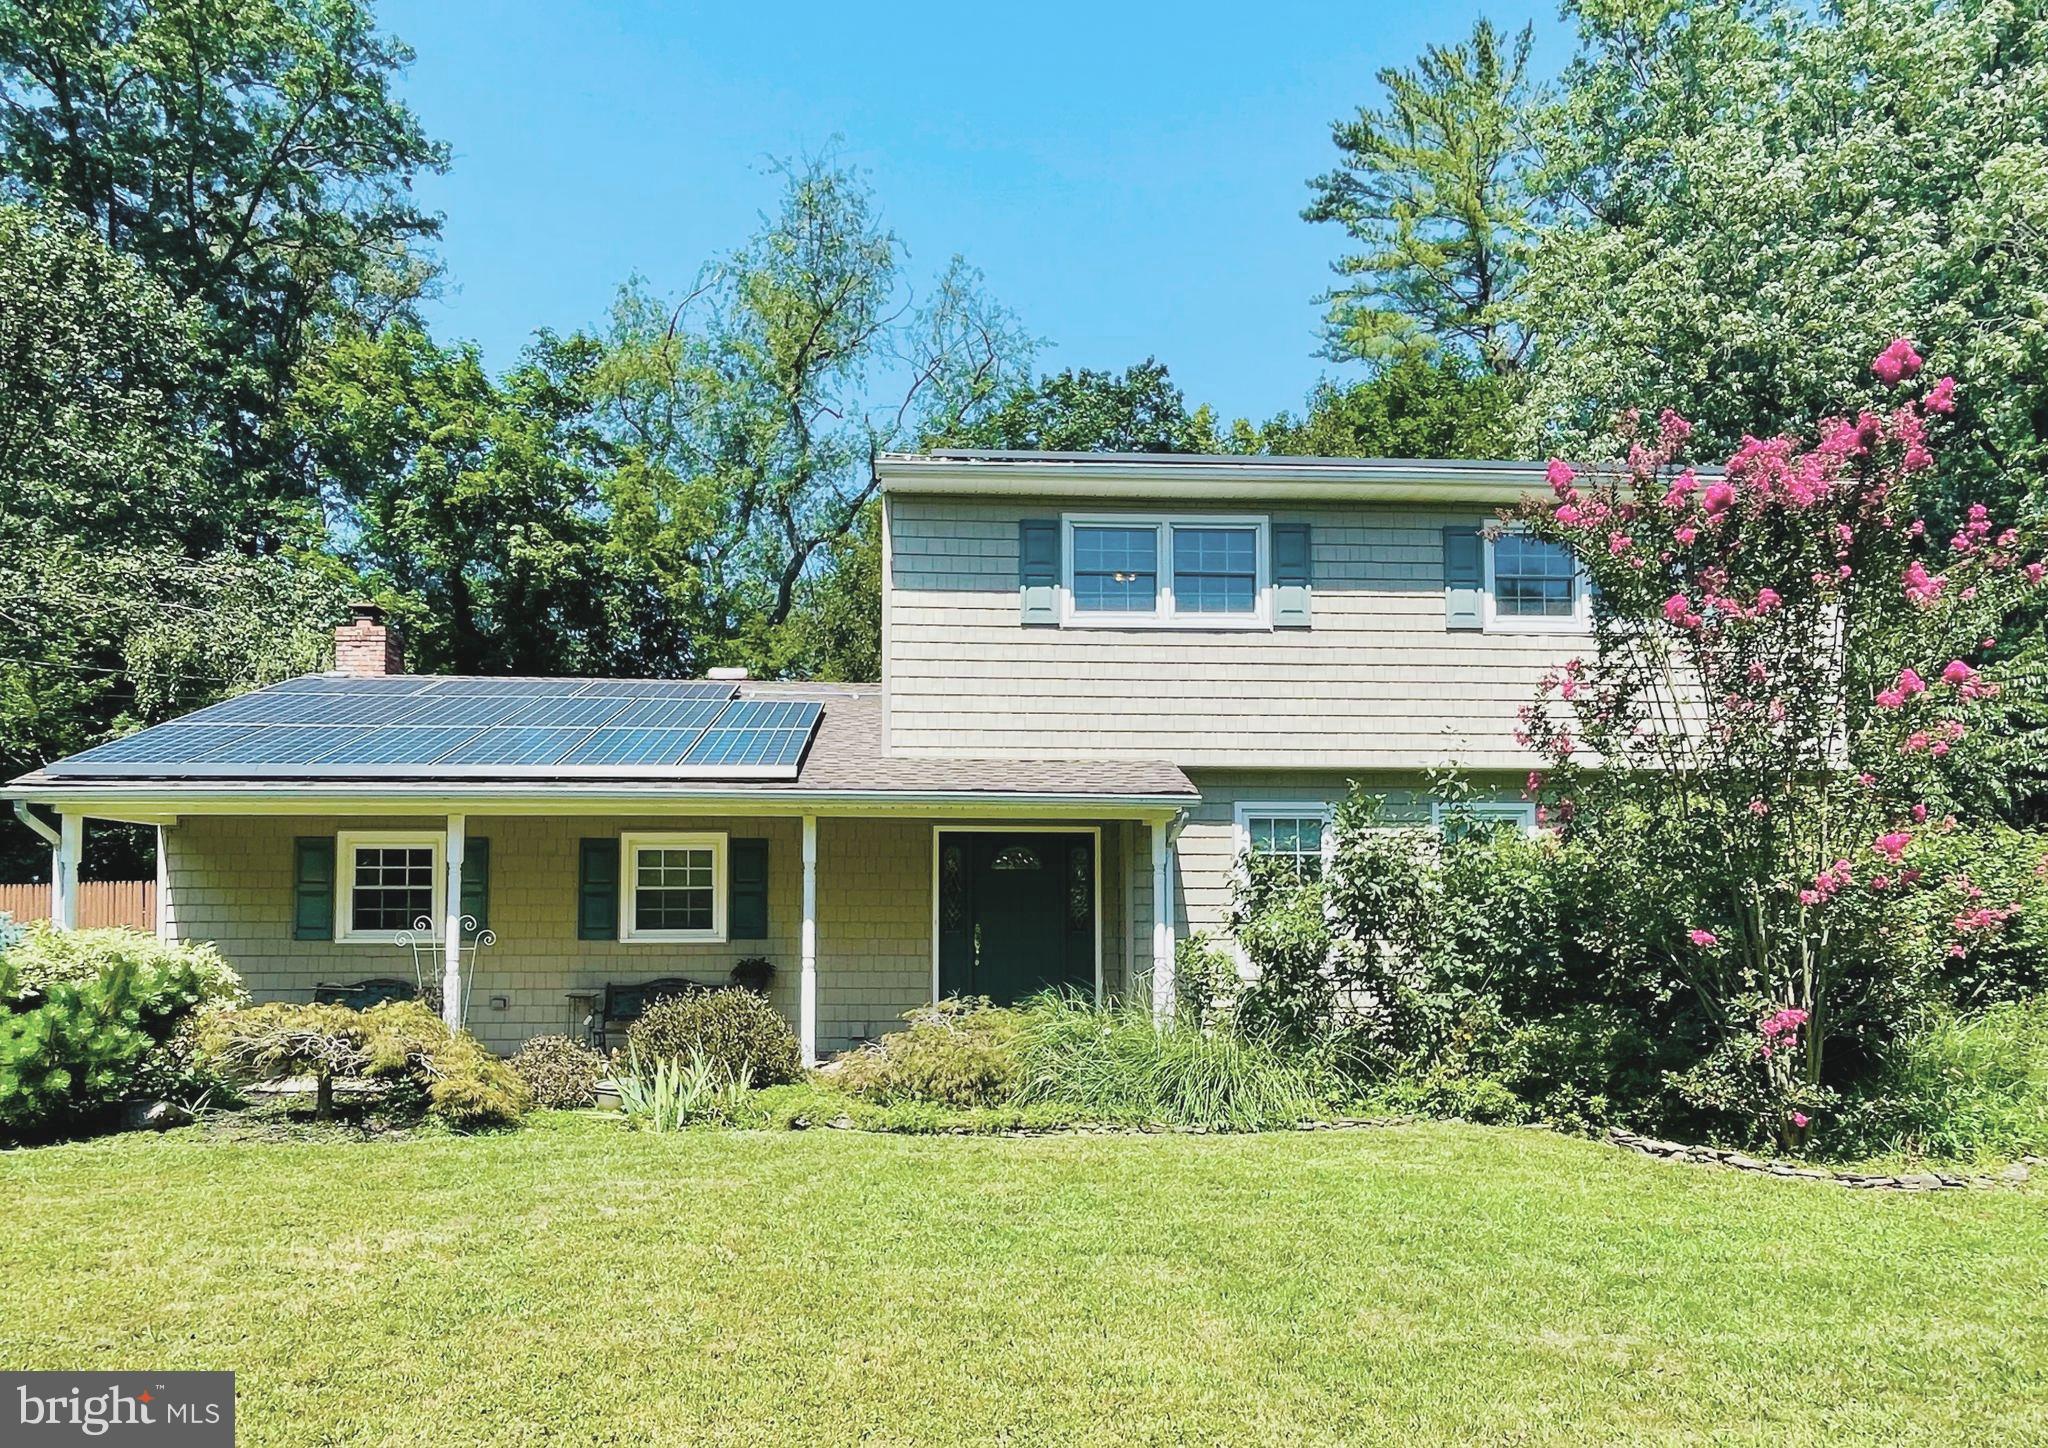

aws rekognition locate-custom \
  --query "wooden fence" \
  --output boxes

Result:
[0,880,156,931]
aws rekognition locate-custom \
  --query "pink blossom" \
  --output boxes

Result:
[1663,593,1692,624]
[1872,337,1924,385]
[1675,525,1698,546]
[1925,376,1958,414]
[1753,587,1781,612]
[1747,797,1769,817]
[1554,504,1582,526]
[1942,660,1977,686]
[1910,803,1928,822]
[2027,563,2046,586]
[1608,531,1633,556]
[1903,559,1946,606]
[1791,1112,1810,1129]
[1546,459,1577,496]
[1896,668,1927,698]
[1873,831,1912,862]
[1875,689,1906,709]
[1687,928,1718,947]
[1701,481,1736,515]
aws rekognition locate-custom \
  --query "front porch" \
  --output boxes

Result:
[47,805,1187,1061]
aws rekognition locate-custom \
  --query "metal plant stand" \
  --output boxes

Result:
[394,914,495,1027]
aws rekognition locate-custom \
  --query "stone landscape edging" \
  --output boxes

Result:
[1605,1127,2038,1191]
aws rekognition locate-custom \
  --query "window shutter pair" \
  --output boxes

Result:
[577,836,769,941]
[1023,518,1315,627]
[293,836,490,941]
[1443,525,1484,630]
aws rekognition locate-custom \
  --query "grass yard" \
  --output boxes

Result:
[3,1116,2044,1446]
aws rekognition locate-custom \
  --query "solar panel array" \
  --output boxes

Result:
[46,677,825,781]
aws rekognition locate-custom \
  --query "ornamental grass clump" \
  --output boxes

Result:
[1515,339,2048,1149]
[1011,995,1328,1131]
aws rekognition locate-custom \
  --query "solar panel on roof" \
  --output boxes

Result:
[39,675,821,780]
[494,696,633,729]
[431,727,595,766]
[678,700,823,773]
[557,727,704,767]
[602,697,728,730]
[307,726,484,766]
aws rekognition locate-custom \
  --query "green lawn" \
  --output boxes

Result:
[2,1116,2044,1446]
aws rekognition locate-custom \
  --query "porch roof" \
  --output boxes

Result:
[4,678,1198,816]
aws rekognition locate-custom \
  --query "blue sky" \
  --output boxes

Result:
[384,0,1571,424]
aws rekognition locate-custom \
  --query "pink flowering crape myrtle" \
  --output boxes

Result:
[1515,342,2045,1148]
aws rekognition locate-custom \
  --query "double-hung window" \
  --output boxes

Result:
[1485,529,1589,632]
[336,831,441,943]
[1063,515,1268,626]
[620,832,727,942]
[1235,803,1333,881]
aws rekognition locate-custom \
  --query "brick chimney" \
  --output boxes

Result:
[334,602,405,677]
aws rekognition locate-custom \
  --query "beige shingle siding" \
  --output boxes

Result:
[885,495,1580,768]
[163,812,1130,1057]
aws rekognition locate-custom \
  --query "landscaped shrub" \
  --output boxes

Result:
[625,987,800,1086]
[1173,934,1241,1025]
[1011,996,1331,1130]
[201,1000,528,1128]
[833,999,1024,1108]
[510,1034,607,1108]
[0,926,243,1138]
[1854,998,2048,1163]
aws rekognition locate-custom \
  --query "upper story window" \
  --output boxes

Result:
[1485,529,1589,633]
[1062,514,1269,628]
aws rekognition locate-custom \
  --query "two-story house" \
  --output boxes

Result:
[4,451,1587,1061]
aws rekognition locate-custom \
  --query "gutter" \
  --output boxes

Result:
[0,781,1199,817]
[11,799,59,846]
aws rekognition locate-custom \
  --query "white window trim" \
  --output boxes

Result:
[1483,524,1592,634]
[335,830,443,945]
[1232,801,1336,869]
[619,831,729,944]
[1060,512,1272,629]
[1430,800,1539,834]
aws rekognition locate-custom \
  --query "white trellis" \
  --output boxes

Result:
[394,914,495,1026]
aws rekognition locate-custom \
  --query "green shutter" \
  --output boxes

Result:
[1443,525,1484,631]
[1273,522,1312,628]
[293,837,336,941]
[578,837,619,941]
[1019,519,1059,625]
[460,838,490,931]
[730,838,769,940]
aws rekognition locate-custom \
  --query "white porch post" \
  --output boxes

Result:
[1150,816,1175,1023]
[800,814,818,1067]
[154,824,170,941]
[53,813,82,931]
[442,814,466,1030]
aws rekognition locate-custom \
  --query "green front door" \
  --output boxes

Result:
[937,831,1095,1004]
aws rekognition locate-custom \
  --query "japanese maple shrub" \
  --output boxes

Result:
[1518,341,2045,1146]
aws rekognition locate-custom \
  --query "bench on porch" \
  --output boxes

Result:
[313,977,421,1009]
[573,959,778,1050]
